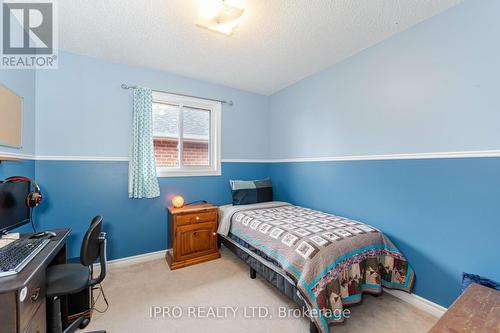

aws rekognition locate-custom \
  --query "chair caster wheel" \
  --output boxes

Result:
[79,318,90,329]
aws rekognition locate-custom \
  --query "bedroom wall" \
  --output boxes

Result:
[268,0,500,308]
[3,0,497,311]
[0,70,37,233]
[33,51,270,260]
[35,51,269,160]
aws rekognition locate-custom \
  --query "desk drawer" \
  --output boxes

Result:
[23,301,46,333]
[176,211,216,226]
[18,270,45,333]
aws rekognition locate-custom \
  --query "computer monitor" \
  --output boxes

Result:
[0,180,30,233]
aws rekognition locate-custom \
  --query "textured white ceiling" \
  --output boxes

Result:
[57,0,463,95]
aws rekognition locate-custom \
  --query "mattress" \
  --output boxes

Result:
[219,202,415,333]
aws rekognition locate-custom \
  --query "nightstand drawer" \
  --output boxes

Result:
[176,211,216,226]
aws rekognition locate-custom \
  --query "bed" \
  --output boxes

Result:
[217,201,415,333]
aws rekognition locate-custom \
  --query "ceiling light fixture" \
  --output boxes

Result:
[196,0,244,36]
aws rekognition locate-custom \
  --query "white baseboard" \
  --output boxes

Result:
[98,249,448,318]
[104,249,167,268]
[383,288,447,318]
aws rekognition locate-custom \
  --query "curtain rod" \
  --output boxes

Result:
[120,84,233,106]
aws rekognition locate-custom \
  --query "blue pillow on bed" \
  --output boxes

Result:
[230,178,273,205]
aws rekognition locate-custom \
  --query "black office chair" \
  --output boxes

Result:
[46,216,107,333]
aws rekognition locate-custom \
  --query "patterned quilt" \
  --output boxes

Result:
[228,203,414,333]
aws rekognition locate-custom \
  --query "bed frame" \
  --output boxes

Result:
[218,235,320,333]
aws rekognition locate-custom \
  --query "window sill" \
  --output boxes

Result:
[156,169,221,178]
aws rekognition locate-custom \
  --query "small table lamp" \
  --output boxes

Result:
[171,195,185,208]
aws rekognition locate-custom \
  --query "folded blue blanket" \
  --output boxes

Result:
[462,273,500,293]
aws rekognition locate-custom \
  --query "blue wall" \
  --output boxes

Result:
[35,161,269,260]
[269,0,500,159]
[0,160,36,233]
[0,160,35,179]
[35,51,270,160]
[3,52,271,260]
[30,52,272,259]
[266,0,500,308]
[270,158,500,307]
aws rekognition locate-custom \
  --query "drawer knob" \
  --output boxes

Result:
[212,232,216,236]
[31,288,40,302]
[195,216,200,221]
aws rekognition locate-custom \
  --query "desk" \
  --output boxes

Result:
[429,283,500,333]
[0,229,91,333]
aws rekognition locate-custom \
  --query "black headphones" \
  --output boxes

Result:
[3,176,43,208]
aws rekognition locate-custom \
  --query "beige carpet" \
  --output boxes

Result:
[84,247,437,333]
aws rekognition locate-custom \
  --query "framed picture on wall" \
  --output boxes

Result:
[0,84,23,149]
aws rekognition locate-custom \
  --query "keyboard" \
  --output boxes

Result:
[0,238,50,277]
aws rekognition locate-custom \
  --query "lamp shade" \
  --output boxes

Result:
[172,195,185,208]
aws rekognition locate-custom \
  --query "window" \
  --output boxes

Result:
[152,91,221,177]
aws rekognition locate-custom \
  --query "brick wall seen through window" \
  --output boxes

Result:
[154,138,209,167]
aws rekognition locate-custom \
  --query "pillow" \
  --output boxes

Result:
[230,178,273,205]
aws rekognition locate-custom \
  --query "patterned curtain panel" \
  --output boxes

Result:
[128,87,161,199]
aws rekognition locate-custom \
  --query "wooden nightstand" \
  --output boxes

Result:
[166,203,220,270]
